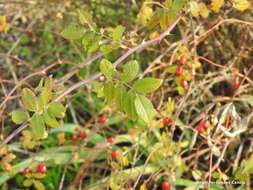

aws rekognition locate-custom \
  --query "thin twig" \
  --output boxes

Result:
[204,140,231,179]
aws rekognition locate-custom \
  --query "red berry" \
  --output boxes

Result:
[23,167,30,176]
[72,135,78,144]
[163,117,172,127]
[111,150,119,159]
[199,120,208,128]
[75,127,81,133]
[162,181,170,190]
[175,66,183,76]
[179,55,186,65]
[107,136,114,144]
[196,125,205,133]
[98,115,107,125]
[180,79,188,89]
[196,120,207,133]
[80,131,87,140]
[37,164,47,174]
[233,78,240,90]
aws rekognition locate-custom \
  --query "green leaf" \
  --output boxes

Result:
[112,25,125,41]
[171,0,187,12]
[173,178,197,186]
[159,10,168,30]
[99,59,115,80]
[77,9,96,30]
[120,60,139,83]
[23,179,33,187]
[43,109,60,128]
[77,68,88,79]
[61,24,85,40]
[164,0,173,7]
[38,88,52,109]
[134,95,157,123]
[103,81,115,102]
[167,0,186,24]
[92,81,104,97]
[48,102,65,118]
[133,77,162,94]
[100,44,114,53]
[21,88,37,112]
[38,77,53,107]
[177,86,185,95]
[30,113,47,140]
[33,180,45,190]
[166,98,175,115]
[123,91,137,120]
[82,32,101,53]
[114,83,127,110]
[167,10,177,24]
[38,77,53,109]
[44,77,53,89]
[166,65,177,73]
[11,110,29,124]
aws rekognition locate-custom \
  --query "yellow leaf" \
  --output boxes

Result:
[23,179,33,187]
[190,1,200,17]
[211,0,224,12]
[0,146,8,156]
[33,180,45,190]
[137,5,153,25]
[109,178,120,190]
[33,173,46,179]
[57,132,65,145]
[26,141,38,149]
[180,140,189,148]
[110,161,120,170]
[4,153,16,162]
[155,120,164,129]
[140,183,147,190]
[199,3,209,18]
[183,70,193,81]
[160,11,168,29]
[1,161,12,171]
[149,31,158,40]
[1,153,16,171]
[0,16,9,33]
[193,61,201,69]
[73,152,79,160]
[166,98,175,115]
[147,14,160,28]
[232,0,251,11]
[167,11,176,25]
[120,156,129,167]
[192,170,202,180]
[21,129,41,149]
[22,130,32,139]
